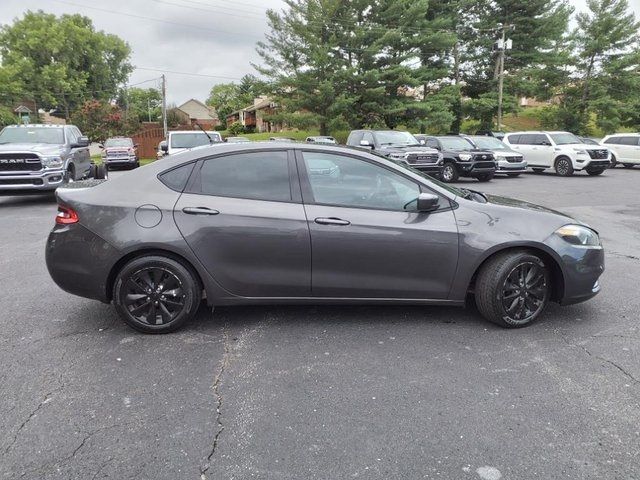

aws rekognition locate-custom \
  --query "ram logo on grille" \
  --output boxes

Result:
[0,158,26,164]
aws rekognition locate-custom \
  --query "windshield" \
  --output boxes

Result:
[170,132,221,148]
[439,137,474,151]
[0,127,64,145]
[468,136,508,150]
[105,138,133,148]
[376,131,420,146]
[550,133,581,145]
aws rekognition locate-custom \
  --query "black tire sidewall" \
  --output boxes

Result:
[442,162,458,182]
[113,255,201,333]
[555,157,573,176]
[476,251,551,328]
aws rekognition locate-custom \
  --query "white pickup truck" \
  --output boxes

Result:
[160,130,223,156]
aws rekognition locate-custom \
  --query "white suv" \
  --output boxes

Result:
[601,133,640,168]
[161,130,223,156]
[503,131,611,176]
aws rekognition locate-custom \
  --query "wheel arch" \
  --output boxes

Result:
[467,244,565,303]
[105,247,205,302]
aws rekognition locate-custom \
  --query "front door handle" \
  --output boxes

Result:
[182,207,220,216]
[315,217,350,226]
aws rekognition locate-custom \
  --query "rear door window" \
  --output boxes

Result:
[191,151,292,202]
[619,136,640,146]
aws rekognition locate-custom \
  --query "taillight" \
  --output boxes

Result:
[56,205,79,224]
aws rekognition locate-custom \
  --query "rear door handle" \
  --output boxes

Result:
[182,207,219,216]
[315,217,350,226]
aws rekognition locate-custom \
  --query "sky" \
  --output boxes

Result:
[1,0,639,105]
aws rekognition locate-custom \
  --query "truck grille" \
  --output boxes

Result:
[0,153,42,172]
[472,154,495,162]
[408,153,439,164]
[587,149,608,159]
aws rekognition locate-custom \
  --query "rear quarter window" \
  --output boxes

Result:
[159,163,196,192]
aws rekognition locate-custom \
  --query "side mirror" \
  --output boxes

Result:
[75,136,90,148]
[160,142,168,152]
[360,140,373,148]
[416,193,440,212]
[98,144,104,149]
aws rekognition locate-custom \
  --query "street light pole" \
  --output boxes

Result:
[496,25,512,130]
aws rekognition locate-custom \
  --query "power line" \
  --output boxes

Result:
[146,0,264,20]
[135,66,244,81]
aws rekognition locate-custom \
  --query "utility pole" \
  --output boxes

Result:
[147,98,152,122]
[161,74,167,137]
[495,24,513,130]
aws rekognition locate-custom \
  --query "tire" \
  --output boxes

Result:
[507,173,521,177]
[623,163,635,168]
[586,169,604,176]
[610,154,617,167]
[63,165,76,184]
[554,156,574,176]
[476,173,494,182]
[532,168,545,174]
[94,164,107,180]
[113,255,202,333]
[475,250,551,328]
[441,162,459,182]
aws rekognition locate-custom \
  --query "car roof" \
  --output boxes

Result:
[4,123,65,128]
[603,133,640,137]
[169,130,218,134]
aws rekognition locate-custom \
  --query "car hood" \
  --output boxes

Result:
[488,149,522,157]
[0,143,64,155]
[379,145,439,154]
[482,193,590,227]
[446,148,494,155]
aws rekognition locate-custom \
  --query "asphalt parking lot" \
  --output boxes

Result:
[1,167,639,480]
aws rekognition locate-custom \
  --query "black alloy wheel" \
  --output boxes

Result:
[113,255,201,333]
[500,261,548,324]
[475,250,550,328]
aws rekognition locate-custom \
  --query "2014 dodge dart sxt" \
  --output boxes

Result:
[45,143,605,333]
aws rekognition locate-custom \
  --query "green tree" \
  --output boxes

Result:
[71,100,138,143]
[0,10,132,119]
[117,87,162,123]
[560,0,640,133]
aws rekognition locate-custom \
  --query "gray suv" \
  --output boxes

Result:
[0,124,104,194]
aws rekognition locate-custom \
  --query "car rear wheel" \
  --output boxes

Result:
[113,255,201,333]
[475,250,550,328]
[555,156,574,176]
[94,164,107,179]
[441,162,459,182]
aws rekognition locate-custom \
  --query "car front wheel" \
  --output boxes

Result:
[587,169,604,176]
[113,255,202,333]
[555,156,574,176]
[475,250,551,328]
[476,173,493,182]
[441,162,459,182]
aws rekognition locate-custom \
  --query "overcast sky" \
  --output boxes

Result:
[1,0,639,105]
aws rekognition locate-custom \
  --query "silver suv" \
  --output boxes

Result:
[0,124,104,194]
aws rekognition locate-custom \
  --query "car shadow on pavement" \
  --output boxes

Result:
[0,193,56,207]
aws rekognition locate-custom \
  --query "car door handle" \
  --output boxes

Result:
[182,207,220,216]
[315,217,350,226]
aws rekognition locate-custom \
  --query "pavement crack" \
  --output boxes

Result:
[608,250,640,261]
[4,389,57,455]
[200,323,231,479]
[560,333,639,385]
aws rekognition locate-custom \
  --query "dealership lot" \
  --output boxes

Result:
[1,168,639,479]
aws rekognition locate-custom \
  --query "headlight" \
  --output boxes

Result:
[495,154,506,161]
[555,225,601,247]
[573,148,588,155]
[459,153,472,161]
[41,156,64,168]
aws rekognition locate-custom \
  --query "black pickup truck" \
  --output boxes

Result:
[414,135,496,182]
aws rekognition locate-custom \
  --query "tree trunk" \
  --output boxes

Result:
[319,121,328,136]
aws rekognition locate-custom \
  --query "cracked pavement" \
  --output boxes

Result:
[1,168,639,479]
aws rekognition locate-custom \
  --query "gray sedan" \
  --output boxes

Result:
[46,143,604,333]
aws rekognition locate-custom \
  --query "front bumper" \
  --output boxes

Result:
[544,234,605,306]
[458,162,497,177]
[410,163,444,176]
[496,160,527,172]
[104,156,137,165]
[0,169,65,192]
